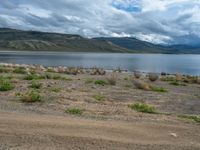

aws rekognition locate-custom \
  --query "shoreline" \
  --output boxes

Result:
[0,62,199,77]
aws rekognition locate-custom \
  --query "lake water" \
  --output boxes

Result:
[0,51,200,75]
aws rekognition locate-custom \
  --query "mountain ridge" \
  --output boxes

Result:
[0,28,200,53]
[94,37,200,54]
[0,28,131,53]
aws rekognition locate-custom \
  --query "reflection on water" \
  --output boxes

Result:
[0,51,200,75]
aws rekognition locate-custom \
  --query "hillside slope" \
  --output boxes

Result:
[95,37,200,54]
[0,28,130,53]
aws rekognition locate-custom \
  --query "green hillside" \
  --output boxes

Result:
[0,28,130,53]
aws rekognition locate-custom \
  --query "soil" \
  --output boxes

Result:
[0,68,200,149]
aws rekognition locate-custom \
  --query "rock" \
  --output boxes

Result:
[170,133,178,138]
[134,71,142,79]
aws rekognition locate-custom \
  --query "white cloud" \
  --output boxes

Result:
[136,33,172,44]
[0,0,200,45]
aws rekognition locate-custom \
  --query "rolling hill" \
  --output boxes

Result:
[0,28,200,53]
[0,28,130,53]
[95,37,200,54]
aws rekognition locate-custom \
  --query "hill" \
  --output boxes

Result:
[0,28,130,53]
[1,28,200,53]
[95,37,200,54]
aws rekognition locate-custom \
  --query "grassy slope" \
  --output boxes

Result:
[0,28,131,53]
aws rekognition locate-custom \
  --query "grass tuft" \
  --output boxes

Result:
[24,74,41,80]
[85,79,94,84]
[169,81,187,86]
[0,79,15,91]
[20,90,42,103]
[94,80,107,86]
[150,86,168,92]
[13,67,27,74]
[93,94,105,101]
[29,81,42,89]
[128,103,156,114]
[65,108,83,115]
[178,115,200,123]
[106,74,117,85]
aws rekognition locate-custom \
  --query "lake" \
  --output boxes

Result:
[0,51,200,75]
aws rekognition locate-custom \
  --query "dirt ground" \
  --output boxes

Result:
[0,66,200,149]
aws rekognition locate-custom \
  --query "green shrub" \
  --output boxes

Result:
[50,87,61,92]
[13,67,26,74]
[24,74,40,80]
[20,90,42,103]
[93,94,105,101]
[150,86,168,92]
[169,81,187,86]
[29,81,42,89]
[65,108,82,115]
[178,115,200,123]
[94,80,107,86]
[38,73,72,81]
[0,67,12,73]
[0,80,15,91]
[0,76,12,81]
[128,103,156,114]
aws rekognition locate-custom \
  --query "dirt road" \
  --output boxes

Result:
[0,111,199,150]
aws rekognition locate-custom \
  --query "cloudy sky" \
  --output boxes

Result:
[0,0,200,45]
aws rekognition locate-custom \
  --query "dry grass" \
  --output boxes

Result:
[148,73,159,82]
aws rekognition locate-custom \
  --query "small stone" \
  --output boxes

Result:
[170,133,178,138]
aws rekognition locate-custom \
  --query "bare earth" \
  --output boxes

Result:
[0,111,200,150]
[0,66,200,149]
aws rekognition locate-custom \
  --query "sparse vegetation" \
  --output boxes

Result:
[178,115,200,123]
[133,80,151,90]
[29,81,42,89]
[124,77,129,80]
[24,74,41,80]
[94,80,107,86]
[65,108,83,115]
[93,94,105,101]
[133,80,167,92]
[0,67,12,73]
[52,75,72,81]
[20,90,42,103]
[150,86,168,92]
[85,79,94,84]
[160,76,175,82]
[50,87,62,92]
[128,103,156,114]
[0,80,15,91]
[169,81,187,86]
[106,74,117,85]
[13,67,27,74]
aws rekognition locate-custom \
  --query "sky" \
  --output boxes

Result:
[0,0,200,45]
